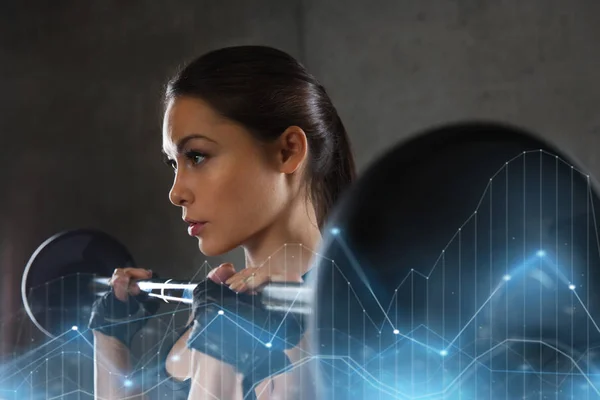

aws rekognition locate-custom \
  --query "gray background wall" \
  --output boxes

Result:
[1,0,599,379]
[305,0,600,173]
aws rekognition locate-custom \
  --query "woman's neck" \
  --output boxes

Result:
[242,199,322,278]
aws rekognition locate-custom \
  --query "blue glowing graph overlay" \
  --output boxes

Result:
[312,150,600,399]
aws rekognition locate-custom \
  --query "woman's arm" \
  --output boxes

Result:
[93,331,147,400]
[187,349,243,399]
[269,334,317,400]
[181,305,243,400]
[91,268,156,399]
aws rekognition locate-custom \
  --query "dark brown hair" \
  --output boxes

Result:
[165,45,356,229]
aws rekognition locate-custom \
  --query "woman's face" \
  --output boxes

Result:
[162,96,291,257]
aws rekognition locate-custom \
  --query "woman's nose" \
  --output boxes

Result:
[169,172,194,206]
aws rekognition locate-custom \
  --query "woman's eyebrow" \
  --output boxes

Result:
[175,134,217,153]
[163,133,217,157]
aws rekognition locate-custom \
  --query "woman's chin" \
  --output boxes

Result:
[197,238,233,257]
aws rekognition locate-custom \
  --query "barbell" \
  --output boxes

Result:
[20,229,311,339]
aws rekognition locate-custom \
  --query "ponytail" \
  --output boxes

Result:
[313,114,357,230]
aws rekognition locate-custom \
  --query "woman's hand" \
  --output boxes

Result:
[88,267,160,347]
[109,267,153,301]
[207,263,303,293]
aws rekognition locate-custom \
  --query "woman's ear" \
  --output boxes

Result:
[276,126,308,174]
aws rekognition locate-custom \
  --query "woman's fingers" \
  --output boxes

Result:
[227,267,264,293]
[225,267,303,293]
[109,267,152,302]
[207,263,305,293]
[109,269,130,302]
[207,263,236,284]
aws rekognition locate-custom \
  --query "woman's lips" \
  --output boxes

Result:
[187,222,207,236]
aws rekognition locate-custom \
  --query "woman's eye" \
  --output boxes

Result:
[162,152,206,172]
[186,151,207,166]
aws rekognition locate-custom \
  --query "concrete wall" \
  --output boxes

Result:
[305,0,600,177]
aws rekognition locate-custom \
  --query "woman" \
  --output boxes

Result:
[91,45,356,399]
